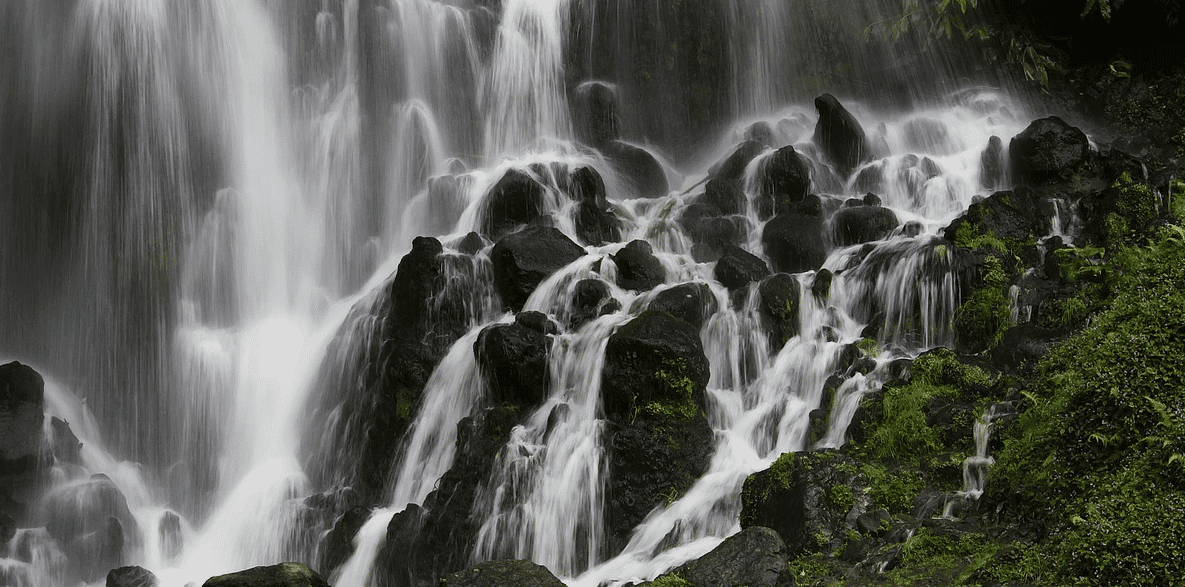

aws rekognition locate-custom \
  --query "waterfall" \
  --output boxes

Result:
[0,1,1036,586]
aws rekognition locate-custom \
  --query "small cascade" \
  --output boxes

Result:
[941,404,1005,518]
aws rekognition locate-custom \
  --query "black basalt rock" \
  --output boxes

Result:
[980,135,1004,189]
[713,140,768,183]
[648,283,718,330]
[203,563,330,587]
[480,169,548,241]
[1009,116,1091,185]
[830,205,899,246]
[107,566,158,587]
[700,178,747,216]
[440,560,566,587]
[755,145,812,220]
[571,166,623,246]
[572,81,621,149]
[757,273,801,350]
[675,526,792,587]
[475,322,552,407]
[43,474,141,582]
[762,213,828,274]
[613,240,666,292]
[604,140,669,199]
[714,245,771,292]
[566,279,621,330]
[491,226,586,311]
[813,93,870,177]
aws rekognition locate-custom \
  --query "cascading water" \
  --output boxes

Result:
[0,1,1041,586]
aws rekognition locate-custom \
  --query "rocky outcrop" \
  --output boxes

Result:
[648,283,718,330]
[757,273,801,351]
[106,566,158,587]
[203,563,330,587]
[491,226,586,311]
[440,560,566,587]
[672,526,792,587]
[601,311,713,549]
[571,166,623,246]
[571,81,621,149]
[43,474,141,582]
[565,279,622,330]
[762,213,827,274]
[480,169,549,241]
[813,94,870,177]
[1009,116,1091,185]
[830,204,899,246]
[755,146,812,220]
[1,361,45,519]
[475,321,552,407]
[979,135,1004,189]
[613,240,667,292]
[603,140,669,199]
[714,245,771,293]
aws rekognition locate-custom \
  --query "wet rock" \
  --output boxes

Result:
[745,121,776,147]
[903,117,960,155]
[158,510,183,562]
[1,511,13,546]
[830,205,899,246]
[755,146,812,220]
[441,560,565,587]
[714,245,771,292]
[492,226,586,311]
[989,324,1063,375]
[603,140,668,199]
[856,509,892,536]
[813,93,870,176]
[979,135,1004,190]
[515,310,560,335]
[455,232,487,255]
[43,473,140,581]
[480,169,548,241]
[571,166,623,246]
[648,283,718,330]
[699,178,747,216]
[942,188,1048,246]
[602,311,713,547]
[712,140,768,182]
[740,451,868,556]
[675,526,791,587]
[107,566,157,587]
[475,322,552,407]
[304,235,490,503]
[572,81,621,148]
[566,279,621,330]
[811,268,833,301]
[613,240,666,292]
[901,220,924,237]
[1009,116,1091,185]
[203,563,330,587]
[762,213,827,274]
[49,416,82,466]
[320,506,370,574]
[757,273,801,350]
[679,205,749,263]
[0,361,44,476]
[377,407,522,587]
[862,192,882,207]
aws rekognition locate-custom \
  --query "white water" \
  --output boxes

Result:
[0,1,1038,586]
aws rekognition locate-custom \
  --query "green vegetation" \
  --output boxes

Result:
[861,464,923,513]
[645,358,701,420]
[649,573,692,587]
[993,224,1185,585]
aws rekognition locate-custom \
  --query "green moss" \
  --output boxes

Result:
[855,337,881,357]
[829,483,855,513]
[646,358,701,421]
[953,221,1008,253]
[396,387,414,421]
[955,255,1012,352]
[1170,179,1185,224]
[649,573,692,587]
[1112,171,1160,229]
[933,244,948,259]
[883,530,997,585]
[862,464,922,513]
[994,226,1185,585]
[767,451,799,490]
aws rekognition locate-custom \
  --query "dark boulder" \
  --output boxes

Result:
[515,310,559,335]
[376,406,523,587]
[989,324,1063,375]
[1009,116,1091,185]
[480,169,548,241]
[757,273,801,350]
[565,279,621,330]
[675,526,791,587]
[679,204,750,263]
[43,474,140,581]
[455,232,487,255]
[745,121,776,147]
[830,205,899,246]
[572,81,621,148]
[902,117,960,155]
[0,361,44,476]
[475,322,552,407]
[319,506,370,574]
[440,560,566,587]
[570,166,623,246]
[491,226,586,311]
[303,236,490,503]
[762,213,827,274]
[602,311,713,547]
[740,451,868,556]
[107,566,157,587]
[203,563,330,587]
[811,268,833,301]
[49,417,83,466]
[813,93,870,177]
[755,146,811,220]
[699,178,747,215]
[604,140,668,199]
[942,188,1047,246]
[613,240,667,292]
[648,283,718,330]
[979,135,1004,190]
[158,510,183,562]
[714,246,771,292]
[713,140,768,183]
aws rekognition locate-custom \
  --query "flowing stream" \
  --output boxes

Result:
[0,1,1036,586]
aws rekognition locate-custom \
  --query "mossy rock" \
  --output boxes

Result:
[203,563,329,587]
[439,560,566,587]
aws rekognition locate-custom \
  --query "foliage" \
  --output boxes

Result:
[993,225,1185,585]
[649,573,692,587]
[861,464,923,513]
